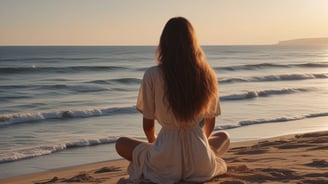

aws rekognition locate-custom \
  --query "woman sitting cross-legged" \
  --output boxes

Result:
[115,17,230,184]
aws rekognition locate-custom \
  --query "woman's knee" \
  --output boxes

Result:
[115,137,143,161]
[211,131,230,141]
[209,131,231,149]
[115,137,129,154]
[209,131,231,156]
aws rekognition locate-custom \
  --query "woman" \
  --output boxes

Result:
[115,17,230,184]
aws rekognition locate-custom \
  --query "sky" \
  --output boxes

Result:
[0,0,327,45]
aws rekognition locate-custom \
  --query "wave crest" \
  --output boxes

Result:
[0,106,137,126]
[215,112,328,130]
[0,66,128,74]
[214,62,328,72]
[220,73,328,84]
[220,88,309,101]
[2,112,328,163]
[0,136,118,163]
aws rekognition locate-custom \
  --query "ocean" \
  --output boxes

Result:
[0,45,327,178]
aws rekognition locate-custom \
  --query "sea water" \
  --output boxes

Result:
[0,45,327,178]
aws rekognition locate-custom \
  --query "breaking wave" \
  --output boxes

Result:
[220,88,310,101]
[215,112,328,130]
[0,88,311,126]
[220,73,328,84]
[214,62,328,71]
[0,106,137,126]
[0,136,118,163]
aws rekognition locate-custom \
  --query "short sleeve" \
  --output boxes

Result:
[204,96,221,118]
[136,70,155,119]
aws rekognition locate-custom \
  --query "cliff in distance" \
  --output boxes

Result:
[278,37,328,45]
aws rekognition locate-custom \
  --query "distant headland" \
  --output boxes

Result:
[278,37,328,45]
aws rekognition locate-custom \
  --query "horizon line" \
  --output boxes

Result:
[0,43,277,47]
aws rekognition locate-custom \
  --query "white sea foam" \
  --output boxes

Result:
[0,88,312,126]
[214,112,328,130]
[220,73,328,84]
[214,62,328,72]
[0,106,137,126]
[2,112,327,163]
[220,88,309,101]
[0,136,118,163]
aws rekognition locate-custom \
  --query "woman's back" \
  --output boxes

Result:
[131,65,226,183]
[156,17,219,124]
[137,66,209,128]
[116,17,230,184]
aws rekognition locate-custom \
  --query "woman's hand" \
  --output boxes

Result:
[143,118,156,143]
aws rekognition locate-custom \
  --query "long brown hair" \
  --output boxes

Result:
[156,17,218,122]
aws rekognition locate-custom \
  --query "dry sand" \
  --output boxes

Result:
[1,131,327,184]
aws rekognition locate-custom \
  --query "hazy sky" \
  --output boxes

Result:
[1,0,327,45]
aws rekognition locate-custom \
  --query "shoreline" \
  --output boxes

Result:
[1,130,327,184]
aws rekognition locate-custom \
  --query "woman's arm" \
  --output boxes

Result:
[143,118,156,143]
[202,117,215,138]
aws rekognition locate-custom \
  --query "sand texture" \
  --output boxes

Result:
[1,131,327,184]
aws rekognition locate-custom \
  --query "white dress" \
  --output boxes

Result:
[128,66,227,184]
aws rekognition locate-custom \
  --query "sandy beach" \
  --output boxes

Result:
[0,130,327,184]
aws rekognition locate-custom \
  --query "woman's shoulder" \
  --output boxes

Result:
[145,65,160,73]
[144,65,161,78]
